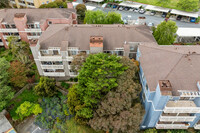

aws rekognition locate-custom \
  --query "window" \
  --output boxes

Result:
[145,84,148,91]
[130,46,134,52]
[41,50,48,54]
[53,50,59,55]
[142,91,146,101]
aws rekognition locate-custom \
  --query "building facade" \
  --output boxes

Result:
[30,24,155,79]
[9,0,55,8]
[0,9,77,48]
[137,43,200,129]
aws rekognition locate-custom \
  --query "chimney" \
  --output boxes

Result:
[90,36,103,53]
[159,80,172,96]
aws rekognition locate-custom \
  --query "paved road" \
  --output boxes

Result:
[83,2,200,28]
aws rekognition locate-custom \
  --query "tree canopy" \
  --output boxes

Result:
[153,20,178,45]
[39,0,67,8]
[0,0,9,8]
[177,0,199,12]
[67,53,127,124]
[71,52,88,73]
[0,58,14,111]
[157,0,171,7]
[89,57,143,133]
[34,77,57,97]
[84,10,123,24]
[76,4,87,24]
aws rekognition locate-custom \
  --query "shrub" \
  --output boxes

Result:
[61,82,70,90]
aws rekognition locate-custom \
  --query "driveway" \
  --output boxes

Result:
[15,116,48,133]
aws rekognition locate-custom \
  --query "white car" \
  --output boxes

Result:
[129,8,134,11]
[118,6,124,11]
[134,8,139,12]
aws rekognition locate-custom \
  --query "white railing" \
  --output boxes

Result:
[25,0,34,3]
[39,56,62,61]
[27,35,40,40]
[68,65,72,69]
[66,56,73,61]
[160,116,195,122]
[41,65,64,69]
[156,123,189,129]
[69,72,78,77]
[25,28,41,32]
[27,5,35,8]
[0,28,18,33]
[3,35,20,39]
[10,1,16,4]
[18,3,26,6]
[0,42,4,46]
[194,124,200,129]
[164,107,200,113]
[43,72,65,77]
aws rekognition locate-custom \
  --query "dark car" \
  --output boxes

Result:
[162,12,167,18]
[113,5,118,8]
[176,15,182,20]
[124,7,130,11]
[150,11,156,16]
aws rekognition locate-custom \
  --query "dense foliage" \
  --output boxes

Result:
[177,0,199,12]
[34,77,57,97]
[153,20,178,45]
[0,0,9,8]
[8,60,28,88]
[84,10,123,24]
[89,57,143,133]
[0,58,14,111]
[39,0,67,8]
[61,82,70,90]
[67,53,127,124]
[76,4,87,24]
[157,0,171,7]
[35,96,71,131]
[16,101,42,120]
[71,52,88,73]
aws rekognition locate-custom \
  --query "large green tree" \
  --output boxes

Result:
[71,52,88,73]
[76,4,87,24]
[0,0,9,8]
[89,57,143,133]
[0,58,14,111]
[67,53,127,124]
[39,0,67,8]
[177,0,199,12]
[34,77,57,97]
[153,20,178,45]
[84,10,123,24]
[157,0,171,7]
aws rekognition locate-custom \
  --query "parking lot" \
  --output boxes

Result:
[84,2,200,28]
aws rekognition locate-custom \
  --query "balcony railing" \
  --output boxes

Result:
[68,65,72,69]
[41,65,64,69]
[156,123,189,129]
[43,72,65,77]
[69,72,78,77]
[3,35,20,40]
[0,42,4,46]
[0,28,18,33]
[39,56,62,61]
[160,115,196,122]
[27,5,35,8]
[163,107,200,113]
[18,3,26,6]
[26,0,34,3]
[27,35,40,40]
[25,28,41,32]
[66,56,73,61]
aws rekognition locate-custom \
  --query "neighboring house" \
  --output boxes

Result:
[137,42,200,129]
[9,0,55,8]
[0,110,17,133]
[0,9,77,48]
[30,24,155,79]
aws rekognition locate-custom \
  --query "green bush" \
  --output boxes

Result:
[61,82,70,89]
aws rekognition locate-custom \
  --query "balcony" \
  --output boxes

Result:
[41,65,64,69]
[66,56,73,61]
[3,35,20,40]
[27,5,35,8]
[0,28,18,33]
[39,56,62,61]
[69,72,78,77]
[159,115,196,122]
[27,35,40,40]
[156,123,189,129]
[163,101,200,113]
[18,2,26,6]
[0,42,4,46]
[26,0,34,3]
[68,65,72,69]
[194,124,200,129]
[43,72,65,77]
[25,28,41,32]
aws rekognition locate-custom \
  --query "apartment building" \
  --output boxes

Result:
[30,24,155,78]
[137,42,200,129]
[9,0,56,8]
[0,9,77,48]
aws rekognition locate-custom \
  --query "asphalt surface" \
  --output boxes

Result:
[82,2,200,28]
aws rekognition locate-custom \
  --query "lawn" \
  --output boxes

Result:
[132,0,183,11]
[66,118,104,133]
[7,88,41,120]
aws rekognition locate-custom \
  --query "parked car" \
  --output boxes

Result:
[134,8,139,12]
[147,22,154,27]
[124,7,130,11]
[139,9,146,14]
[113,5,118,9]
[176,15,182,20]
[162,12,167,18]
[150,11,156,16]
[190,17,196,22]
[102,3,107,8]
[118,6,124,11]
[129,8,135,11]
